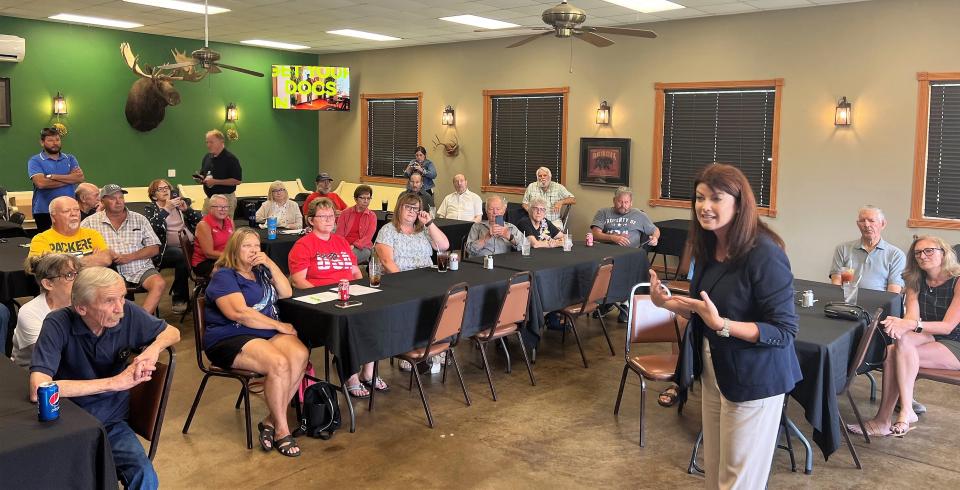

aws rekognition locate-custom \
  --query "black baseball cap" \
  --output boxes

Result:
[316,173,333,182]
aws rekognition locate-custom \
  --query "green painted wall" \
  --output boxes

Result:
[0,15,318,192]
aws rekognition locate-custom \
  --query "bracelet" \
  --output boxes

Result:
[424,220,434,228]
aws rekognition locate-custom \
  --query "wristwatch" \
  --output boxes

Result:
[717,317,731,337]
[915,320,923,333]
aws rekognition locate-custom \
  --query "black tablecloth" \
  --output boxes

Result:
[790,279,902,459]
[0,237,39,302]
[257,229,303,275]
[652,219,689,258]
[0,221,26,238]
[465,243,650,347]
[235,196,268,220]
[0,359,117,489]
[278,262,518,376]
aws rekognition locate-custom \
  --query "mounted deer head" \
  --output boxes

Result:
[433,134,460,157]
[120,42,206,132]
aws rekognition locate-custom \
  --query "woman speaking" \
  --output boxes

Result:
[650,164,801,489]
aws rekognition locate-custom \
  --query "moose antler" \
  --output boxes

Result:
[432,134,460,157]
[120,42,150,78]
[167,49,207,82]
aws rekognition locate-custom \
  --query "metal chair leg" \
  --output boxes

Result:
[411,365,434,428]
[182,374,210,434]
[368,361,377,412]
[688,430,704,475]
[241,381,253,449]
[613,364,629,415]
[449,348,471,406]
[847,390,871,444]
[838,412,863,469]
[478,341,498,401]
[866,372,877,402]
[514,332,536,386]
[499,337,512,374]
[566,314,589,368]
[639,377,647,447]
[234,388,244,409]
[597,315,615,356]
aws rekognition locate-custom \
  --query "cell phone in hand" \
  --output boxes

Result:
[495,215,505,227]
[192,172,204,181]
[170,188,180,199]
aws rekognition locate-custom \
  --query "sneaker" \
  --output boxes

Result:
[429,354,444,374]
[171,301,188,315]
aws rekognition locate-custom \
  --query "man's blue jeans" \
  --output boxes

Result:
[105,421,159,490]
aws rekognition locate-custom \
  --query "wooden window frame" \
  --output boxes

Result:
[359,92,422,185]
[908,72,960,229]
[482,87,569,194]
[649,79,784,217]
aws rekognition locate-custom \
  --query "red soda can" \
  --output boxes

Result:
[338,279,350,302]
[585,232,594,247]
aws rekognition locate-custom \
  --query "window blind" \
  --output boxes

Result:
[924,82,960,219]
[489,94,564,187]
[366,98,419,178]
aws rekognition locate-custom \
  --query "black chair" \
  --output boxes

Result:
[842,308,886,469]
[129,346,176,460]
[178,229,209,322]
[182,296,264,449]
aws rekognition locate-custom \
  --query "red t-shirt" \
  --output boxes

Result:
[288,232,356,287]
[302,192,347,217]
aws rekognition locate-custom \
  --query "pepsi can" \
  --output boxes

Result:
[38,381,60,421]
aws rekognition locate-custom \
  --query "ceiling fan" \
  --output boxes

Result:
[156,0,263,77]
[478,0,657,49]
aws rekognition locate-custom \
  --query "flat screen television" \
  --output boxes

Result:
[271,65,350,111]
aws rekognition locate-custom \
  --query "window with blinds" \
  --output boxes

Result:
[365,97,419,178]
[653,81,782,214]
[487,92,565,188]
[922,81,960,220]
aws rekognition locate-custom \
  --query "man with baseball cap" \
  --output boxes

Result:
[302,172,347,217]
[81,184,166,315]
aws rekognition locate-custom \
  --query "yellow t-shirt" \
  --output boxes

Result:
[28,228,108,257]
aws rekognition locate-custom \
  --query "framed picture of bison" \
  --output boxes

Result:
[0,77,10,127]
[579,137,630,187]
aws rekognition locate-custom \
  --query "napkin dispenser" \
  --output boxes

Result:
[824,301,867,321]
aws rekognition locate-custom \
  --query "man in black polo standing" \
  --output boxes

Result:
[195,129,242,217]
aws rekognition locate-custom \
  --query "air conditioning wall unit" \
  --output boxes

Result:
[0,35,26,62]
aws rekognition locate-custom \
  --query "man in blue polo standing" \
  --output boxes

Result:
[27,127,85,232]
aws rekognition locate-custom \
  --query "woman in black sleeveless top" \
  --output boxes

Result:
[850,235,960,437]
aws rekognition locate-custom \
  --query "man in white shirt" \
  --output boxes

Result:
[436,174,483,222]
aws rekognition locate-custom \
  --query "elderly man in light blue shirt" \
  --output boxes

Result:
[829,205,906,293]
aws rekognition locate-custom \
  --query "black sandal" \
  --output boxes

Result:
[274,435,301,457]
[657,386,679,408]
[257,422,275,451]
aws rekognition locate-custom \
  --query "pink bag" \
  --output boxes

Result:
[298,361,317,404]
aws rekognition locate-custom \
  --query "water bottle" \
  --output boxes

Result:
[267,216,277,240]
[247,203,257,228]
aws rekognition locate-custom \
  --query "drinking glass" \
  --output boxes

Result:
[842,282,858,305]
[437,250,449,272]
[521,237,531,257]
[562,234,573,252]
[368,256,382,288]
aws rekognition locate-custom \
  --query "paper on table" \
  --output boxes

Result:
[293,291,340,304]
[327,284,382,296]
[279,229,303,235]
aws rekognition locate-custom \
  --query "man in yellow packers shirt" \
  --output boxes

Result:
[29,196,116,266]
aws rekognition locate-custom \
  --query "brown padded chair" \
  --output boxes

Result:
[128,345,176,461]
[557,256,615,368]
[392,282,471,428]
[178,229,209,322]
[839,307,884,469]
[472,271,536,401]
[182,296,264,449]
[613,283,684,447]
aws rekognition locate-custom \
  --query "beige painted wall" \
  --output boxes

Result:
[317,0,960,281]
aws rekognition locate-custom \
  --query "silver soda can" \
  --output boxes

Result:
[449,252,459,271]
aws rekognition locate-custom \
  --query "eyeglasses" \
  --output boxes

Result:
[156,186,170,192]
[356,196,372,201]
[313,214,336,221]
[913,247,944,258]
[271,189,286,194]
[53,271,78,282]
[402,204,421,213]
[531,207,546,212]
[210,205,229,210]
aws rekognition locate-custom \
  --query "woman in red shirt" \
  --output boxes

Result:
[334,185,377,264]
[289,198,386,397]
[192,194,235,277]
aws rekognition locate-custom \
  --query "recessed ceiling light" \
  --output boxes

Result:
[327,29,401,41]
[600,0,685,13]
[439,15,519,30]
[122,1,230,15]
[48,13,143,29]
[240,39,310,50]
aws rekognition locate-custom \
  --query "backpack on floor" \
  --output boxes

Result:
[299,381,341,440]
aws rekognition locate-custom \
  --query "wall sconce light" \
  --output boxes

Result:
[53,92,67,116]
[834,96,852,126]
[225,102,238,122]
[596,100,610,125]
[441,105,455,126]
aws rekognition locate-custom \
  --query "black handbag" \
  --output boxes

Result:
[298,381,341,440]
[823,301,869,322]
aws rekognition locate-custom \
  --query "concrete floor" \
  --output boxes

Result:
[136,273,960,489]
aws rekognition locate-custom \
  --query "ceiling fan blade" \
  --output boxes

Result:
[206,64,221,73]
[155,61,198,70]
[587,26,657,39]
[474,26,551,33]
[574,31,614,48]
[213,62,264,77]
[506,31,554,48]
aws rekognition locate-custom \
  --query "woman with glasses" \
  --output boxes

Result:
[290,198,384,397]
[517,197,566,248]
[850,235,960,438]
[255,181,302,229]
[145,178,203,314]
[375,193,449,273]
[192,194,235,278]
[335,185,377,264]
[12,253,82,367]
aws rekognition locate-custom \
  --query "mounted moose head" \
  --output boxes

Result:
[120,43,205,132]
[432,134,460,157]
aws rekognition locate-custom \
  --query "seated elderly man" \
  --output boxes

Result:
[75,182,100,220]
[436,174,483,222]
[465,195,523,257]
[81,185,166,315]
[591,187,660,248]
[829,205,906,293]
[29,267,180,489]
[404,173,435,211]
[29,196,115,267]
[522,166,575,228]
